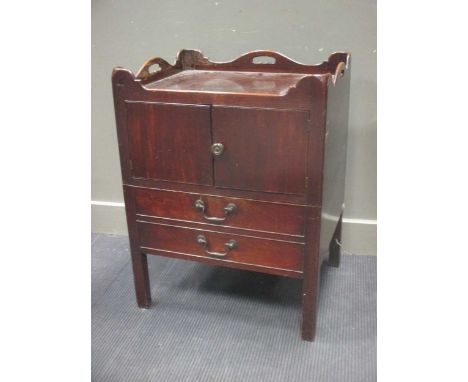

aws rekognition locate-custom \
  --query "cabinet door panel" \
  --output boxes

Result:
[126,102,212,185]
[212,107,309,194]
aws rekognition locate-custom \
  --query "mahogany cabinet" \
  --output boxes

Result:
[112,49,351,341]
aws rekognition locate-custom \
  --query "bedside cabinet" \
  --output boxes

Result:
[112,49,351,341]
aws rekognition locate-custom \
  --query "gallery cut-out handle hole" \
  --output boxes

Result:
[148,63,161,74]
[252,56,276,64]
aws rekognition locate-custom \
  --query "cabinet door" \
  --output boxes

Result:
[212,107,309,194]
[126,102,212,185]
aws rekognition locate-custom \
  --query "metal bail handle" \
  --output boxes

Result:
[196,234,238,257]
[194,198,236,222]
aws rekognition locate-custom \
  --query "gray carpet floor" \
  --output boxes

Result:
[92,233,376,382]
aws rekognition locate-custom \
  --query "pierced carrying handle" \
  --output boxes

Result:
[135,57,172,80]
[327,52,350,85]
[194,199,236,222]
[196,235,238,257]
[233,50,298,67]
[331,61,347,85]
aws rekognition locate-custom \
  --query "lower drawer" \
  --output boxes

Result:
[137,221,304,273]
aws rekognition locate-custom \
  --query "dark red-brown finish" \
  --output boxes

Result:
[128,178,308,205]
[137,221,304,274]
[147,70,311,95]
[112,49,351,342]
[122,186,151,308]
[212,106,309,194]
[133,186,306,237]
[126,102,212,185]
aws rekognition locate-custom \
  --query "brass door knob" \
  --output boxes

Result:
[211,143,224,156]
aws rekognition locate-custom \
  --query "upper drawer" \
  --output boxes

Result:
[134,187,305,237]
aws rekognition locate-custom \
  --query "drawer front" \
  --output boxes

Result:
[137,222,304,272]
[134,187,305,237]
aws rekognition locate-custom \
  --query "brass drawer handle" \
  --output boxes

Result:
[194,198,236,222]
[196,235,238,257]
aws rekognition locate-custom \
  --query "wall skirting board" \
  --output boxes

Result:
[91,201,377,256]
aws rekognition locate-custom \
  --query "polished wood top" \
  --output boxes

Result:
[144,70,312,95]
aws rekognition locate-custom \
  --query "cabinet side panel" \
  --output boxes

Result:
[319,69,351,261]
[112,71,133,184]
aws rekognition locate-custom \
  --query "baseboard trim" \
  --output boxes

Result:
[91,200,125,207]
[91,201,128,235]
[342,217,377,225]
[91,201,377,255]
[341,221,376,256]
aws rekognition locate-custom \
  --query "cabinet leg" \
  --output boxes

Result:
[328,214,342,268]
[301,210,321,341]
[301,278,318,341]
[131,252,152,308]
